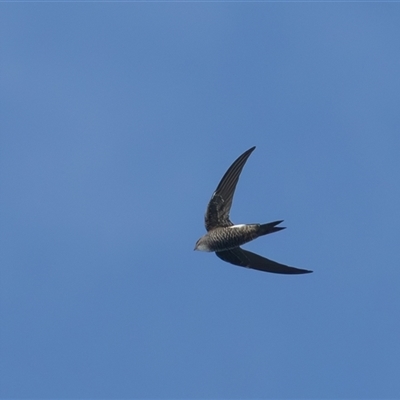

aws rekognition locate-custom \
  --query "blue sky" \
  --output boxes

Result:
[1,3,400,399]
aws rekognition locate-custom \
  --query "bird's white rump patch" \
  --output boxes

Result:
[229,224,246,228]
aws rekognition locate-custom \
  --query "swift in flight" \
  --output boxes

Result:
[195,146,312,275]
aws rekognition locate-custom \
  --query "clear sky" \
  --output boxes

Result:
[1,3,400,399]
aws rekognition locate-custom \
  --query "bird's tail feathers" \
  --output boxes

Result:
[259,220,285,236]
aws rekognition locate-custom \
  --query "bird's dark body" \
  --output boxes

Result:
[200,226,260,252]
[200,221,284,252]
[195,146,312,275]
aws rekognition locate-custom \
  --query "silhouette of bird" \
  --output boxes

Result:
[195,146,312,275]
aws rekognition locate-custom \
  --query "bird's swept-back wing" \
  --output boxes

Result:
[205,146,256,231]
[215,248,312,275]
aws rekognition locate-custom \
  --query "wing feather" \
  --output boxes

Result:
[205,146,256,231]
[215,248,312,275]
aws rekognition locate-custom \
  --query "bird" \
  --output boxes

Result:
[194,146,312,275]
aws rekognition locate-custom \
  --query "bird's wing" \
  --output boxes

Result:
[205,146,256,231]
[215,248,312,275]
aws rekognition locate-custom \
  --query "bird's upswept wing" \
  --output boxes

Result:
[205,146,255,231]
[215,248,312,274]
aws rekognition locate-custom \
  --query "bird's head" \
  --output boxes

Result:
[194,236,212,252]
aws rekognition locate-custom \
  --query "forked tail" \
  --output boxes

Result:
[259,220,286,236]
